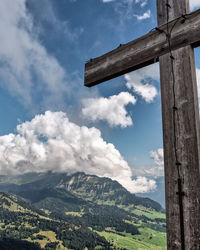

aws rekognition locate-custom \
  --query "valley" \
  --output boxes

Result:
[0,172,166,249]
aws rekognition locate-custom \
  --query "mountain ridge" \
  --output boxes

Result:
[0,171,163,212]
[0,171,166,249]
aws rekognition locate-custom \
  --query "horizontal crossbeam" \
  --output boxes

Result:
[84,8,200,87]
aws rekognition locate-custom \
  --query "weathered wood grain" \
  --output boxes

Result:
[157,0,200,249]
[85,8,200,87]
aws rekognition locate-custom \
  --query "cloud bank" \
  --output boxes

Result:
[131,176,156,193]
[0,111,156,193]
[125,63,159,103]
[82,92,136,128]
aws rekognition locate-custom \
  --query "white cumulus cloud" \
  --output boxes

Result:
[150,148,164,167]
[147,148,164,177]
[125,63,159,103]
[130,176,156,193]
[82,92,136,128]
[0,111,155,193]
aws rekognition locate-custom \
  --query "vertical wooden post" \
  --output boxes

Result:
[157,0,200,249]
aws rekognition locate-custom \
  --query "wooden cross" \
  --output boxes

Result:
[84,0,200,249]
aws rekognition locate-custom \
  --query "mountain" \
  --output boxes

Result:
[0,192,110,249]
[0,172,166,249]
[0,171,162,211]
[62,172,163,211]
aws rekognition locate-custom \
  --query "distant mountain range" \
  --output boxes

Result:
[0,171,166,249]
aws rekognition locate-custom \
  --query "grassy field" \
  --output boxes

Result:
[119,204,166,220]
[0,178,167,250]
[132,208,166,220]
[95,212,167,250]
[25,230,68,249]
[65,211,84,217]
[97,228,166,250]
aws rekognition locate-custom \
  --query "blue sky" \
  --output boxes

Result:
[0,0,200,195]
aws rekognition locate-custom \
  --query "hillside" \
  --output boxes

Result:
[0,192,110,249]
[0,172,162,210]
[0,172,166,249]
